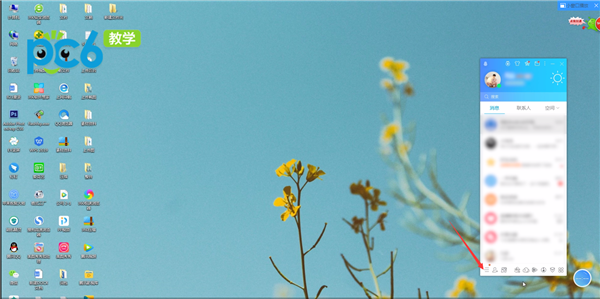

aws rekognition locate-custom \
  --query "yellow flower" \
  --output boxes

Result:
[380,78,395,92]
[392,70,408,84]
[379,57,395,71]
[376,212,388,231]
[447,276,477,298]
[543,276,562,292]
[276,159,296,177]
[273,186,300,221]
[350,216,365,234]
[380,57,410,84]
[398,141,412,155]
[573,258,594,269]
[306,164,325,182]
[294,160,305,176]
[380,123,400,145]
[349,180,387,211]
[350,180,374,201]
[370,188,387,211]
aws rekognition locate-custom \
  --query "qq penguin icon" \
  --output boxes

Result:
[10,242,18,253]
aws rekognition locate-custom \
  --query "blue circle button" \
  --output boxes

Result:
[573,269,592,288]
[9,189,19,199]
[9,162,19,173]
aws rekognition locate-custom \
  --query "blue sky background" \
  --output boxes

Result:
[2,1,599,298]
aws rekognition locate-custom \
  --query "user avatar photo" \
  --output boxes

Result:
[485,71,501,88]
[484,118,497,131]
[485,137,497,149]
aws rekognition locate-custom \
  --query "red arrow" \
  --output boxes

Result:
[449,221,483,269]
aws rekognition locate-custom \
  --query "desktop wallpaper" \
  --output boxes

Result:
[2,1,600,298]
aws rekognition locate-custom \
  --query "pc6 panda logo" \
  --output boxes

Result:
[27,30,103,74]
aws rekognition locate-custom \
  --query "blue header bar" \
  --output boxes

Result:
[558,1,600,10]
[480,58,567,102]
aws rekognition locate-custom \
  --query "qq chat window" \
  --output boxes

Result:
[480,58,567,277]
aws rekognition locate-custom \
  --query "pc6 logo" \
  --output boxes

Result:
[27,30,103,74]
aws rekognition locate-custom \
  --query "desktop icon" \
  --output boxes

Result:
[85,110,92,119]
[34,3,44,13]
[34,269,43,279]
[60,190,69,200]
[60,163,67,173]
[84,270,94,279]
[10,242,18,252]
[85,31,91,40]
[84,296,94,299]
[10,4,18,12]
[59,216,69,226]
[34,242,44,253]
[60,269,67,279]
[9,189,19,199]
[85,163,92,172]
[11,56,17,66]
[84,83,92,93]
[10,83,18,92]
[59,30,67,39]
[34,190,44,199]
[9,216,19,226]
[59,109,69,119]
[34,136,44,146]
[58,242,69,253]
[59,137,69,146]
[9,110,18,118]
[9,30,18,40]
[85,3,92,13]
[34,162,44,173]
[34,216,44,226]
[84,244,94,252]
[84,189,94,200]
[84,216,94,226]
[9,136,19,145]
[35,110,44,118]
[8,296,19,299]
[60,3,67,13]
[34,30,44,39]
[34,83,44,93]
[9,270,19,278]
[109,3,117,13]
[59,83,69,93]
[9,162,19,173]
[85,136,92,146]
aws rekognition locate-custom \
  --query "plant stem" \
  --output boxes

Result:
[363,201,381,298]
[269,256,304,290]
[369,263,381,298]
[295,181,309,299]
[390,251,394,299]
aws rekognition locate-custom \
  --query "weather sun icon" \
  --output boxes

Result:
[551,71,565,85]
